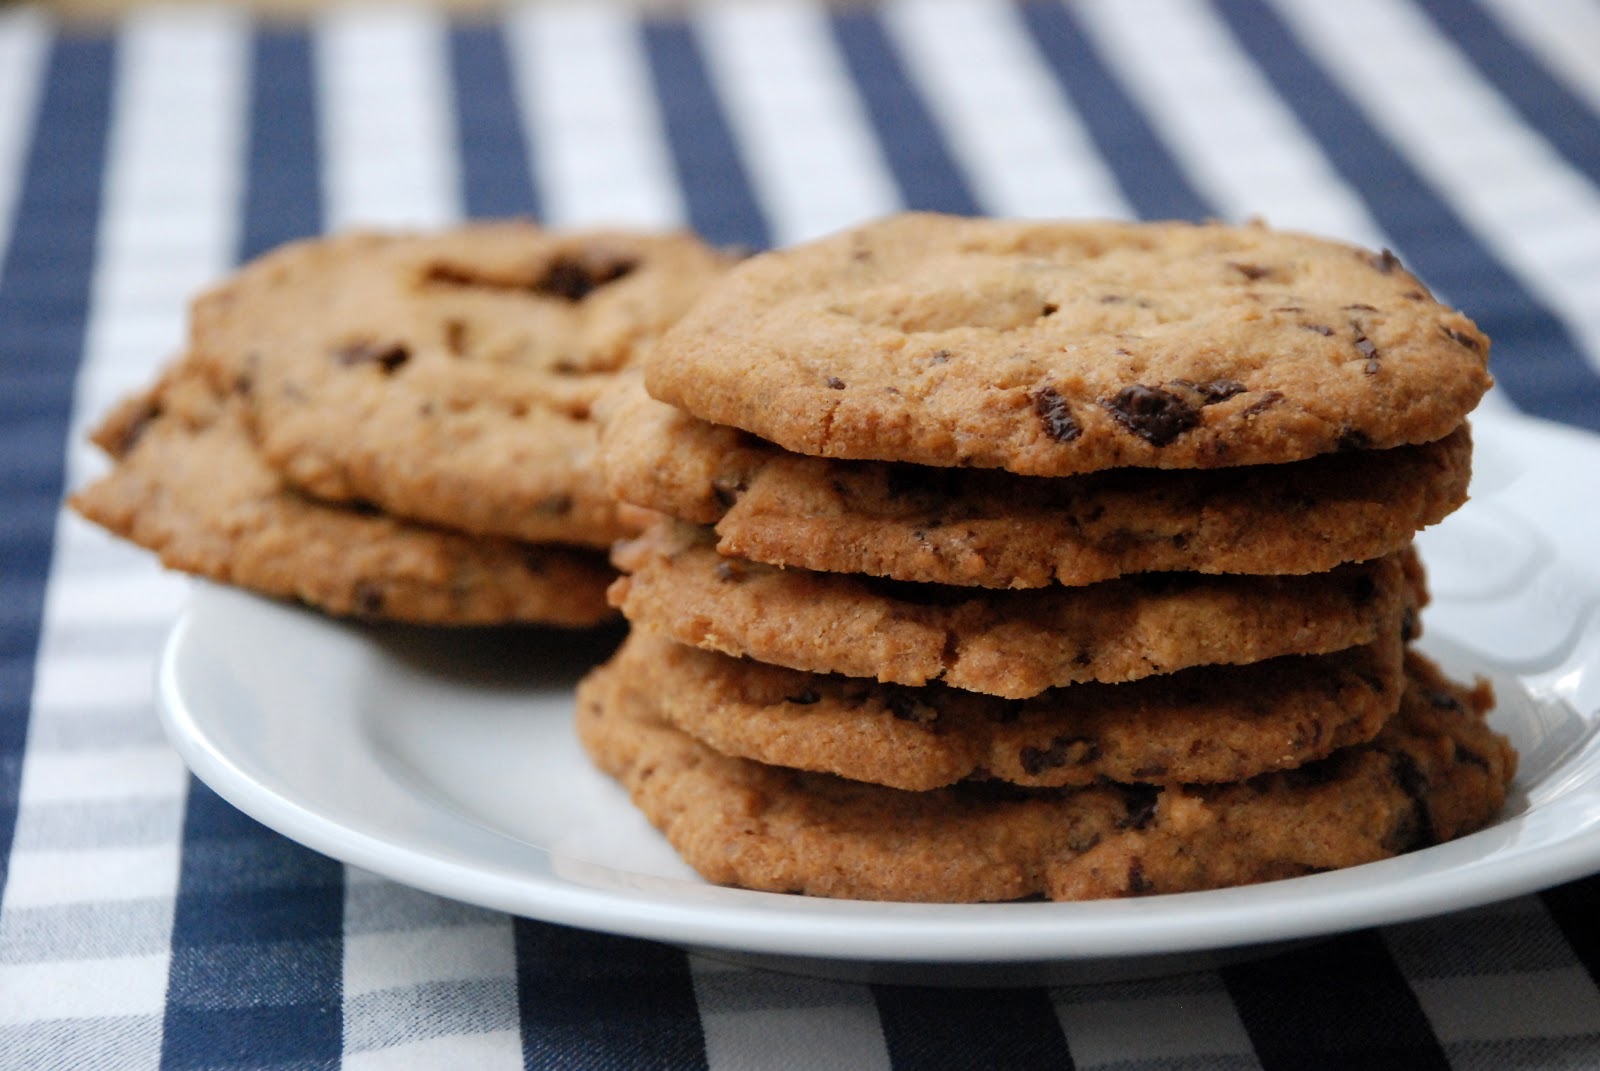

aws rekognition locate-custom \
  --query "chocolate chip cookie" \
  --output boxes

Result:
[644,213,1491,475]
[600,380,1472,588]
[612,520,1424,697]
[576,648,1513,901]
[598,626,1407,791]
[193,222,730,546]
[72,358,615,626]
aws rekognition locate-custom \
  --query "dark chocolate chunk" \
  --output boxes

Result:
[1172,378,1247,405]
[1019,735,1099,776]
[1354,332,1381,374]
[1241,390,1284,418]
[1336,426,1372,452]
[1441,325,1482,351]
[354,582,385,615]
[1102,384,1200,446]
[333,339,410,374]
[1300,323,1336,336]
[825,376,846,390]
[1371,248,1403,274]
[1119,785,1161,831]
[714,560,745,583]
[1127,861,1154,895]
[1228,261,1273,281]
[1033,386,1082,443]
[784,689,822,705]
[929,349,952,365]
[533,253,638,301]
[886,693,939,724]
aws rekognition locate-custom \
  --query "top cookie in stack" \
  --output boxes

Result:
[581,213,1514,902]
[72,221,730,626]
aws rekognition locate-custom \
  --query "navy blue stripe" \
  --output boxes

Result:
[0,34,114,901]
[161,784,343,1071]
[162,31,342,1069]
[451,23,540,220]
[639,19,771,250]
[1017,1,1210,223]
[874,984,1075,1070]
[1541,874,1600,992]
[239,29,320,261]
[828,9,980,216]
[1222,931,1449,1070]
[1214,0,1600,431]
[514,919,708,1070]
[1419,0,1600,190]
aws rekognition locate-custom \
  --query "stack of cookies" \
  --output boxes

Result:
[72,221,729,627]
[582,213,1517,902]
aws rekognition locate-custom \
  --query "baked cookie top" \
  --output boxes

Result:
[192,221,730,546]
[612,521,1424,698]
[601,627,1407,792]
[644,213,1490,474]
[600,381,1472,587]
[71,358,616,626]
[577,648,1513,901]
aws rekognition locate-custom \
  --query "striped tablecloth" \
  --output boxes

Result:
[4,0,1600,1066]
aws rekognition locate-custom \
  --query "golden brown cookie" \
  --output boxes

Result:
[597,627,1407,791]
[644,214,1491,475]
[612,520,1425,698]
[576,649,1513,902]
[71,358,615,626]
[599,381,1472,588]
[193,222,730,547]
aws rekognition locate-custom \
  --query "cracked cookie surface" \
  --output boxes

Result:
[193,222,730,546]
[600,380,1472,588]
[71,358,616,626]
[612,520,1425,698]
[576,647,1513,901]
[643,213,1491,475]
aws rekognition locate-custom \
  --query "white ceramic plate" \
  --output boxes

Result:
[158,409,1600,985]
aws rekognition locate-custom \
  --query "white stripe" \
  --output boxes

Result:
[1479,0,1600,119]
[506,3,685,228]
[344,1032,523,1071]
[1053,983,1256,1066]
[39,562,191,632]
[1413,966,1600,1042]
[18,748,188,805]
[1071,0,1387,249]
[29,651,163,716]
[316,6,461,229]
[694,0,900,244]
[3,846,182,908]
[1271,0,1600,374]
[0,8,48,271]
[881,0,1129,219]
[690,957,892,1071]
[344,922,515,1000]
[0,955,171,1026]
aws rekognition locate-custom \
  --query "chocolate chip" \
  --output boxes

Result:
[1336,427,1372,452]
[1127,861,1154,895]
[1455,745,1492,771]
[710,476,747,509]
[714,560,745,583]
[1119,786,1160,830]
[1441,325,1482,351]
[1019,735,1099,775]
[1102,385,1199,446]
[1171,378,1247,405]
[886,693,939,724]
[929,349,952,365]
[1400,606,1419,643]
[1389,750,1435,850]
[826,376,846,390]
[1343,303,1378,312]
[1241,390,1284,418]
[1428,691,1465,713]
[534,494,573,517]
[785,689,821,705]
[353,582,385,615]
[1300,323,1335,336]
[1354,332,1381,374]
[1033,386,1082,443]
[346,498,385,518]
[1041,302,1059,317]
[333,339,409,374]
[534,253,639,301]
[1228,261,1273,281]
[1371,248,1403,274]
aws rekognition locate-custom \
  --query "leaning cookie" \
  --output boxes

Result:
[597,627,1406,791]
[600,380,1471,588]
[612,520,1424,698]
[70,358,615,626]
[645,213,1491,475]
[577,649,1513,901]
[192,222,731,547]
